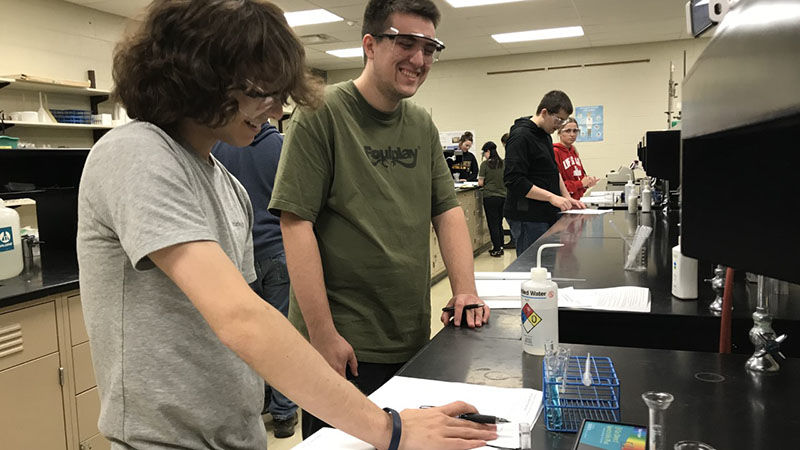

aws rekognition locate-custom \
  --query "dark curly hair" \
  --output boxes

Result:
[113,0,322,130]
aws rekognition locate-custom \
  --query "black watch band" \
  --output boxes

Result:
[382,407,402,450]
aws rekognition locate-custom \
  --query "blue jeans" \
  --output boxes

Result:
[251,253,297,420]
[507,220,550,257]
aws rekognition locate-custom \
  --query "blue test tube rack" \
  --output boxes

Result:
[541,355,620,432]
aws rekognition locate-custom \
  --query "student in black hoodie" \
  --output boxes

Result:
[503,90,585,257]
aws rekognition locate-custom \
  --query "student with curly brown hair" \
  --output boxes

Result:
[76,1,496,449]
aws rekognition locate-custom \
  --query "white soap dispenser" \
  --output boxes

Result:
[521,243,564,355]
[0,198,24,280]
[672,236,698,299]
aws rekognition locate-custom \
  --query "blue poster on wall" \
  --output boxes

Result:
[575,105,603,142]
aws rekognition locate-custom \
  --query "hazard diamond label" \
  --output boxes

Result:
[521,305,542,333]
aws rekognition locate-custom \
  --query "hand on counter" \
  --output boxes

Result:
[441,294,490,328]
[549,194,573,211]
[568,197,586,210]
[399,402,497,450]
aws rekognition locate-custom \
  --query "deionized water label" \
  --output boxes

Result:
[0,226,15,252]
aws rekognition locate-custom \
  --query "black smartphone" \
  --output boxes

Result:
[572,419,648,450]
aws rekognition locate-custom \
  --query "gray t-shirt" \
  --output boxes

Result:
[77,121,265,449]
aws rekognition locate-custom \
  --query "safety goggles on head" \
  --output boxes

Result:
[372,27,446,64]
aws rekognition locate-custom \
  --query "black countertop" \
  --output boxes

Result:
[399,309,800,449]
[0,249,79,308]
[504,209,800,356]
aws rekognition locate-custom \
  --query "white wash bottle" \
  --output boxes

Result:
[521,243,564,355]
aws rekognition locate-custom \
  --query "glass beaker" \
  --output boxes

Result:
[641,391,674,450]
[623,238,648,271]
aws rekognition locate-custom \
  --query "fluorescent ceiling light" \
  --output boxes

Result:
[284,9,343,27]
[492,26,584,43]
[445,0,526,7]
[326,47,363,58]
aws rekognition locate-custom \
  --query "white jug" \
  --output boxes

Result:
[0,198,24,280]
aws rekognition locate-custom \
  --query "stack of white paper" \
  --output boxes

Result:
[558,286,651,312]
[562,208,612,215]
[293,376,543,450]
[475,274,651,313]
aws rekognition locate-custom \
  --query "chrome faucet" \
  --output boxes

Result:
[745,275,788,372]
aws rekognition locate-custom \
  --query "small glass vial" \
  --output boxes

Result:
[519,422,531,450]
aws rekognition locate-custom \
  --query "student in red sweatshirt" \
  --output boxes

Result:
[553,118,599,200]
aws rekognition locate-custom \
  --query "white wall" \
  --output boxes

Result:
[0,0,129,148]
[328,38,709,178]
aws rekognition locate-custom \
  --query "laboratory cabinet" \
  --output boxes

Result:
[0,292,110,450]
[430,187,490,282]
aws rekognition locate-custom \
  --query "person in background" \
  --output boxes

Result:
[498,132,515,249]
[76,1,495,449]
[269,0,491,439]
[503,90,586,257]
[211,122,298,439]
[553,118,598,200]
[477,141,506,257]
[451,133,479,181]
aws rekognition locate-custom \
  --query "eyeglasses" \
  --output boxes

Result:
[372,27,446,64]
[236,80,287,119]
[550,112,570,126]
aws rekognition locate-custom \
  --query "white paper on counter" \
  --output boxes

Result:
[293,376,543,450]
[476,279,525,299]
[558,286,651,312]
[561,208,612,215]
[478,284,651,313]
[484,299,521,309]
[475,271,531,280]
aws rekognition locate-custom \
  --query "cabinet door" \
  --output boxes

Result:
[67,294,89,345]
[76,387,101,442]
[0,353,67,450]
[80,432,111,450]
[72,340,96,394]
[0,301,58,371]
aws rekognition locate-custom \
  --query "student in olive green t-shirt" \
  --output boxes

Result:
[269,0,491,439]
[478,141,506,257]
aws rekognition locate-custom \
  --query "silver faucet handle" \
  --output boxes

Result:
[756,332,788,360]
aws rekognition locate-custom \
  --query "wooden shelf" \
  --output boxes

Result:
[1,120,113,130]
[0,77,110,97]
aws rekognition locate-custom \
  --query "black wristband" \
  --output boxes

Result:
[382,407,402,450]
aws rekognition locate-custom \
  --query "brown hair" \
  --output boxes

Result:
[113,0,322,130]
[362,0,441,36]
[536,90,573,117]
